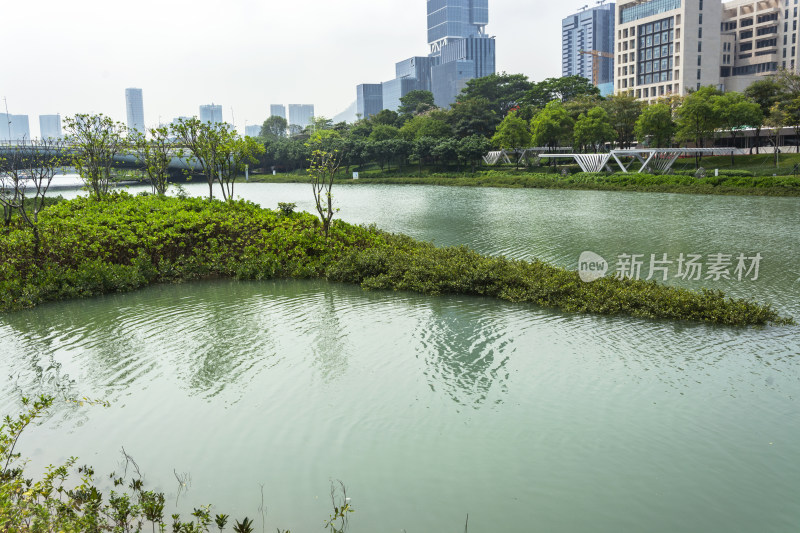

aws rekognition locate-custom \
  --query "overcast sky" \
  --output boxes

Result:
[4,0,591,137]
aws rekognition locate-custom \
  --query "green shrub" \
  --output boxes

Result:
[0,194,791,326]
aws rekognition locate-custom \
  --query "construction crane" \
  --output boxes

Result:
[579,49,614,87]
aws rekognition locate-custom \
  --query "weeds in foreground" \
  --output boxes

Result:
[0,395,352,532]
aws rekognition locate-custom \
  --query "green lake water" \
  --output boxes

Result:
[1,183,798,532]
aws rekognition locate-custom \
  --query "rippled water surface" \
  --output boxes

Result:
[4,183,800,532]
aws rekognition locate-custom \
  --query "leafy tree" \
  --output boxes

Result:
[371,109,400,127]
[744,78,783,153]
[675,86,723,152]
[171,118,232,200]
[0,137,65,252]
[398,90,436,117]
[774,68,800,97]
[602,94,643,148]
[573,106,615,152]
[764,102,786,167]
[309,116,334,132]
[524,76,600,109]
[216,134,265,200]
[432,137,460,168]
[308,149,342,237]
[368,124,400,142]
[411,136,438,175]
[399,112,453,140]
[491,111,531,167]
[448,97,500,138]
[456,72,533,116]
[130,126,173,195]
[349,120,373,139]
[64,114,127,199]
[260,116,288,138]
[714,92,763,163]
[457,135,491,172]
[530,101,574,150]
[634,103,675,148]
[307,129,343,152]
[781,96,800,153]
[564,95,605,123]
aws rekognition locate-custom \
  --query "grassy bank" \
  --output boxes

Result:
[0,193,791,325]
[249,168,800,196]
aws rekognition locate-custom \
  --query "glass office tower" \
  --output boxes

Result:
[199,104,223,124]
[356,84,384,119]
[356,0,495,115]
[428,0,489,53]
[39,114,63,139]
[125,88,145,133]
[428,0,495,107]
[270,104,286,119]
[561,3,615,96]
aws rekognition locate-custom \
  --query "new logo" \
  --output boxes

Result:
[578,251,608,282]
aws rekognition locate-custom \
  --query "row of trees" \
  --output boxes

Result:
[61,115,264,200]
[252,70,800,173]
[0,115,265,253]
[253,75,607,172]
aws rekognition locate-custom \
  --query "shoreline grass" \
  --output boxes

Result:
[247,171,800,197]
[0,193,792,326]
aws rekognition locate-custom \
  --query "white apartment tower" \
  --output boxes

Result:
[615,0,722,102]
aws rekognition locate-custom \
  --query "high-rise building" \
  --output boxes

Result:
[355,0,496,114]
[613,0,800,101]
[382,78,421,112]
[614,0,722,101]
[270,104,286,119]
[288,104,314,128]
[0,113,31,141]
[245,124,261,137]
[39,114,63,139]
[125,88,145,133]
[357,84,384,119]
[199,104,223,124]
[562,3,616,96]
[428,0,496,107]
[719,0,783,92]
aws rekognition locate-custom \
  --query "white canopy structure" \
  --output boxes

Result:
[610,148,740,174]
[482,147,573,166]
[538,153,614,173]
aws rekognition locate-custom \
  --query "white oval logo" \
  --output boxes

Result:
[578,251,608,282]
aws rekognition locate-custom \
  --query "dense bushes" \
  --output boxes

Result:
[0,194,791,325]
[327,234,790,326]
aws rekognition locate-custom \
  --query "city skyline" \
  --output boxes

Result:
[3,0,582,138]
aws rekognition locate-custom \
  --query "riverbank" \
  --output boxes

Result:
[247,171,800,197]
[0,193,791,325]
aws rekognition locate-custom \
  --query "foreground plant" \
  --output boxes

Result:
[1,396,347,532]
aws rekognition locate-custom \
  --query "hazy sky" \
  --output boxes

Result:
[4,0,590,137]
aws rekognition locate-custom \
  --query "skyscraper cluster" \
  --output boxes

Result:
[357,0,496,119]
